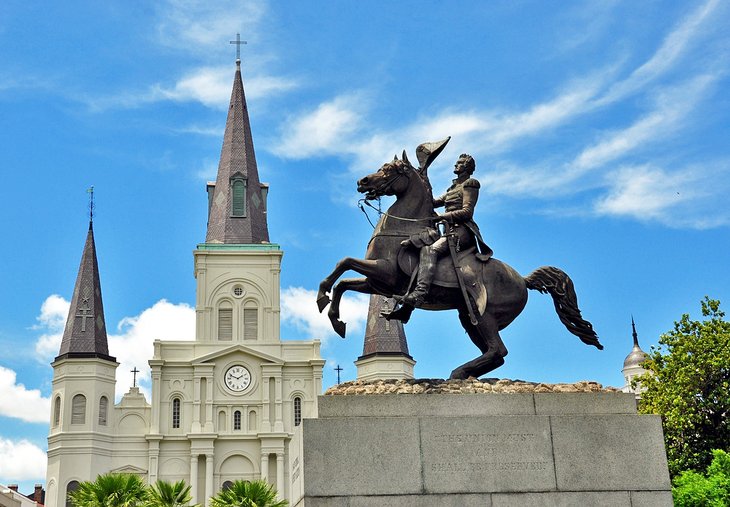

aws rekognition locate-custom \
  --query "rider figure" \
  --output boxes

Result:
[401,153,493,308]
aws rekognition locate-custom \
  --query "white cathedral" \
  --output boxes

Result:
[44,57,324,507]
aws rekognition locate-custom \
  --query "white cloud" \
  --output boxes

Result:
[281,287,369,344]
[594,165,694,220]
[574,75,715,172]
[0,438,46,481]
[596,0,721,106]
[33,294,69,360]
[110,300,196,399]
[33,296,195,400]
[153,67,298,110]
[155,0,268,55]
[277,94,366,158]
[594,163,730,228]
[0,367,50,424]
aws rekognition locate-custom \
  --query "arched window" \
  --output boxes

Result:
[222,481,233,491]
[71,394,86,424]
[294,397,302,426]
[98,396,108,426]
[66,480,80,507]
[233,410,241,430]
[172,398,181,429]
[53,396,61,427]
[248,410,257,431]
[231,176,247,217]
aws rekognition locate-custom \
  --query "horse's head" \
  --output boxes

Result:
[357,156,415,200]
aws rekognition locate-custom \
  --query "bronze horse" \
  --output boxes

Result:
[317,154,602,379]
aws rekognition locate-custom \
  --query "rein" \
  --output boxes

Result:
[358,198,435,228]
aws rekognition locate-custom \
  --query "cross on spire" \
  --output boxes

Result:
[334,364,343,384]
[131,367,140,387]
[75,298,93,332]
[229,33,247,62]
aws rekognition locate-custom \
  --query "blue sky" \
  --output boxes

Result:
[1,0,729,489]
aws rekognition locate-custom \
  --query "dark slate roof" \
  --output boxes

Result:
[359,295,412,359]
[205,60,270,244]
[623,317,648,368]
[56,222,115,362]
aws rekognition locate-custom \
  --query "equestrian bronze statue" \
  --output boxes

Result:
[317,138,602,379]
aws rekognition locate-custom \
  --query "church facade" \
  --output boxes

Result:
[44,58,324,507]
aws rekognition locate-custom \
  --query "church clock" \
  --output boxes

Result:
[224,365,252,392]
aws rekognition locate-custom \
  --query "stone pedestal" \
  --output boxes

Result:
[297,392,672,506]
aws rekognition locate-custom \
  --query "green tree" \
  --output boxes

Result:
[68,473,148,507]
[208,480,287,507]
[672,449,730,506]
[146,480,195,507]
[637,297,730,477]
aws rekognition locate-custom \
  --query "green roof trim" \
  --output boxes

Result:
[197,243,281,251]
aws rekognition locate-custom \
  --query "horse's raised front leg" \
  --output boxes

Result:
[327,278,373,338]
[317,257,384,312]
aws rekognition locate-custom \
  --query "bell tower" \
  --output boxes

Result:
[46,219,118,507]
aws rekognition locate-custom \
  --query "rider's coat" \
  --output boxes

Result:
[434,176,493,261]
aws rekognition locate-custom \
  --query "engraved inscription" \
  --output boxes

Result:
[434,432,536,444]
[431,461,549,472]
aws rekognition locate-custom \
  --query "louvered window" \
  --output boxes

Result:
[71,394,86,424]
[98,396,108,426]
[294,397,302,426]
[53,396,61,427]
[233,410,241,430]
[231,178,247,217]
[172,398,181,429]
[219,308,233,341]
[244,308,258,340]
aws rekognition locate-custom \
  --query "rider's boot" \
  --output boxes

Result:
[402,246,437,307]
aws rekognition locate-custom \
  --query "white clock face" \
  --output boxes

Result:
[224,365,252,392]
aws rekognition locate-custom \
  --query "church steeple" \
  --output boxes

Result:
[56,221,114,362]
[205,56,269,244]
[355,295,415,380]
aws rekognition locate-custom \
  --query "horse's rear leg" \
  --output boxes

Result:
[328,278,373,338]
[317,258,382,312]
[450,310,508,379]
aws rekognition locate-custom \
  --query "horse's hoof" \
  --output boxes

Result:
[316,294,331,313]
[332,319,346,338]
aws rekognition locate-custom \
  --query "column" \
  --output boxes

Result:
[261,377,271,432]
[150,362,162,433]
[260,452,269,483]
[192,376,201,432]
[190,455,198,505]
[276,453,285,500]
[274,376,284,432]
[205,375,214,432]
[205,454,214,507]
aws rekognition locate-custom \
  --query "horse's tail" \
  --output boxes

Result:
[524,266,603,350]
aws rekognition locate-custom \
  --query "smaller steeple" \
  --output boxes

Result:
[355,295,415,380]
[56,218,114,362]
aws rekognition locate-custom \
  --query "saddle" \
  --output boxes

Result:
[397,246,489,315]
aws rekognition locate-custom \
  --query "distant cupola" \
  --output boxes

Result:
[622,317,648,397]
[205,57,270,244]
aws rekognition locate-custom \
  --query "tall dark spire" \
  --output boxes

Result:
[56,221,114,362]
[205,58,269,244]
[623,315,647,369]
[359,296,412,359]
